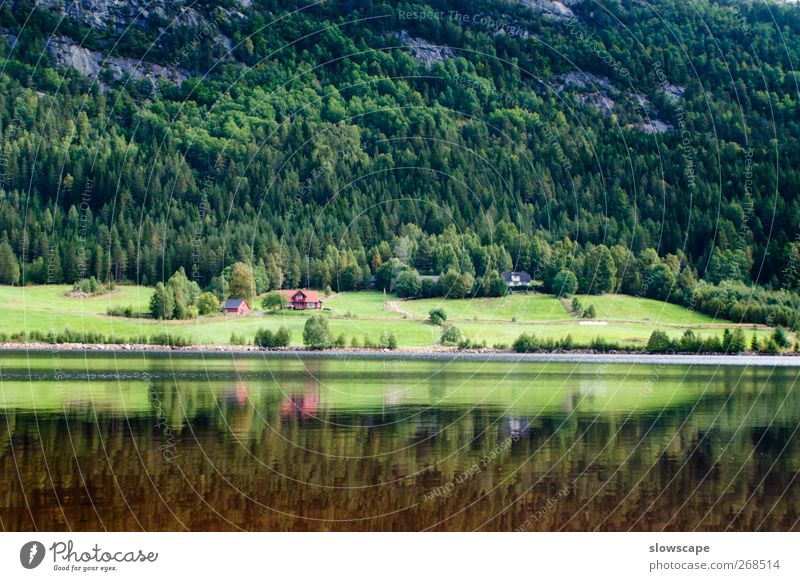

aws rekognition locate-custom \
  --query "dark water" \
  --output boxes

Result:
[1,353,799,531]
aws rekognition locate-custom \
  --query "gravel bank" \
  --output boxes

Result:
[1,343,799,366]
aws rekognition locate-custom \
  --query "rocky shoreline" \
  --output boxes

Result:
[2,342,800,366]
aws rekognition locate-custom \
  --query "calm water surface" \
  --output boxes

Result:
[1,353,799,531]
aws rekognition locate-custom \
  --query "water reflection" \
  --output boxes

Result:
[0,354,799,531]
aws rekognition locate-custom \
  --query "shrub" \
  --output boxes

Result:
[275,326,292,346]
[303,315,333,349]
[582,304,596,319]
[722,327,747,353]
[72,276,103,295]
[230,332,248,346]
[730,328,747,353]
[335,333,347,348]
[484,271,507,297]
[702,335,723,353]
[439,269,473,299]
[589,336,617,352]
[421,278,438,298]
[678,330,702,352]
[428,307,447,326]
[456,337,485,350]
[647,330,673,353]
[761,338,780,354]
[149,333,192,347]
[513,333,539,353]
[379,330,398,350]
[440,324,462,345]
[552,270,578,297]
[773,326,790,349]
[395,270,422,298]
[255,329,275,347]
[350,336,361,348]
[197,292,221,315]
[722,329,732,352]
[106,305,138,317]
[262,291,289,312]
[255,325,291,348]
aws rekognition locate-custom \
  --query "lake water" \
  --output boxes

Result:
[1,352,799,531]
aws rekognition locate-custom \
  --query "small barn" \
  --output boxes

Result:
[222,298,250,315]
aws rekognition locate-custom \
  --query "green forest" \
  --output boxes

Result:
[0,0,799,327]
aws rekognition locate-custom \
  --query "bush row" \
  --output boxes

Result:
[508,328,796,354]
[1,329,192,346]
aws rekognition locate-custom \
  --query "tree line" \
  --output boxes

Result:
[0,0,798,329]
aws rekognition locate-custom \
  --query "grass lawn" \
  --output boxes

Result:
[0,284,151,315]
[573,294,722,325]
[398,293,570,322]
[0,285,783,349]
[323,291,404,319]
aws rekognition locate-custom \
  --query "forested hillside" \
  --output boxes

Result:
[0,0,799,324]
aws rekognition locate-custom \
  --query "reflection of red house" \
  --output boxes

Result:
[279,393,319,419]
[222,298,250,315]
[279,289,323,310]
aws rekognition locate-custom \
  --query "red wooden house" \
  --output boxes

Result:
[279,289,323,310]
[222,298,251,315]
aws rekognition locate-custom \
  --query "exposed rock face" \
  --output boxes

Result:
[662,83,685,102]
[557,71,619,115]
[635,119,674,134]
[46,36,102,78]
[26,0,245,88]
[556,71,675,132]
[46,35,189,88]
[513,0,578,19]
[558,71,617,94]
[579,92,615,116]
[398,30,454,67]
[34,0,216,32]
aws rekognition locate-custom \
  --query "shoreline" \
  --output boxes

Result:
[2,342,800,366]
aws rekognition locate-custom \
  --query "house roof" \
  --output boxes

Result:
[500,271,532,283]
[223,298,248,309]
[279,289,322,302]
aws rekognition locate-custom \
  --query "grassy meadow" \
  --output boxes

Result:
[0,285,781,349]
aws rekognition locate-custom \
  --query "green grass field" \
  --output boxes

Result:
[572,294,722,325]
[398,294,569,322]
[0,286,781,349]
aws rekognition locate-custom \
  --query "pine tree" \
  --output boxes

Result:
[0,239,20,285]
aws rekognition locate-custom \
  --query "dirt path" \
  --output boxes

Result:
[385,300,415,318]
[559,297,576,317]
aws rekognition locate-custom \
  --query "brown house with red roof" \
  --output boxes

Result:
[279,289,323,310]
